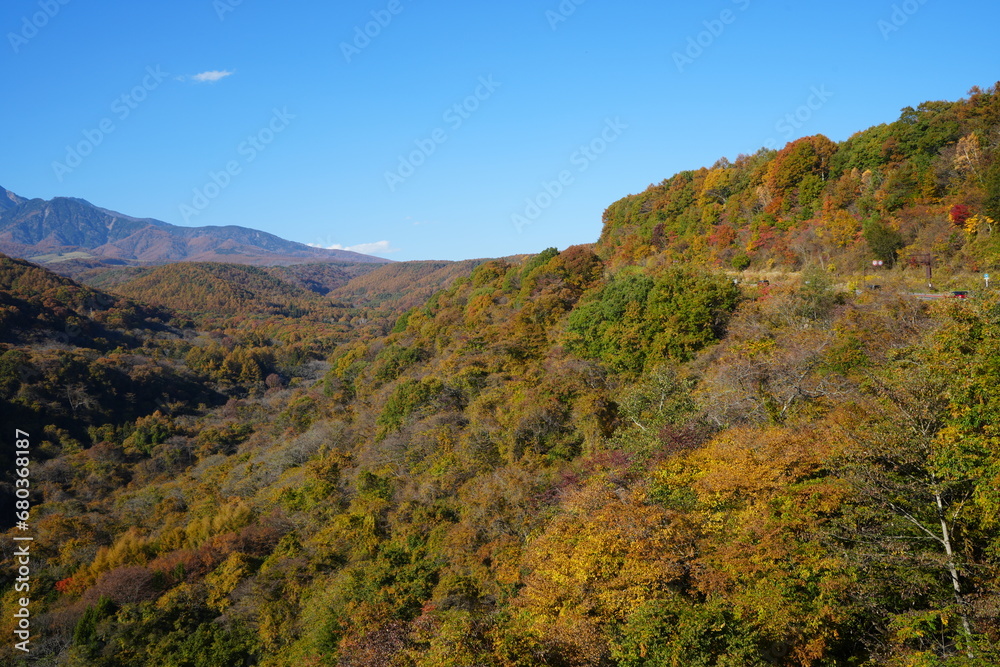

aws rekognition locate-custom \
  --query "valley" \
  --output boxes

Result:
[2,83,1000,666]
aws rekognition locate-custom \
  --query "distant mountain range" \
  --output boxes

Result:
[0,185,390,267]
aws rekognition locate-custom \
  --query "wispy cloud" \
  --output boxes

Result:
[405,216,436,226]
[310,240,400,256]
[191,70,235,83]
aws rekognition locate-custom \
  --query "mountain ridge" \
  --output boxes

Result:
[0,185,390,267]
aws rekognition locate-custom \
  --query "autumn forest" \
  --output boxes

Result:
[3,84,1000,666]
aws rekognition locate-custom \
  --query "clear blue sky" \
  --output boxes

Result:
[2,0,998,261]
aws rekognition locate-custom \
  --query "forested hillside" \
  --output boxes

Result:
[600,83,1000,281]
[328,260,493,312]
[84,262,382,300]
[2,86,1000,666]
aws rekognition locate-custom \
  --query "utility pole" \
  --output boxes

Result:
[911,253,934,289]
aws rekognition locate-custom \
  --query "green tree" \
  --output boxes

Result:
[376,377,445,438]
[863,218,905,267]
[72,595,117,659]
[984,160,1000,222]
[566,267,739,373]
[834,335,998,660]
[796,265,839,322]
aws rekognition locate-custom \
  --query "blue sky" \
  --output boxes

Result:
[2,0,998,261]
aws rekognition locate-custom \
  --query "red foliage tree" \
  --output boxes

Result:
[949,204,972,227]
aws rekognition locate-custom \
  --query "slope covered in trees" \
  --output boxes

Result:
[329,259,493,312]
[268,262,384,296]
[2,87,1000,666]
[99,263,326,317]
[599,83,1000,281]
[85,262,383,300]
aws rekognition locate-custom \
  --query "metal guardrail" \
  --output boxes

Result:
[909,291,970,300]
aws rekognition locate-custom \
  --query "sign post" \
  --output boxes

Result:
[986,273,991,289]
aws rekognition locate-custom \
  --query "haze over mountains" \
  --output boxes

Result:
[0,185,390,268]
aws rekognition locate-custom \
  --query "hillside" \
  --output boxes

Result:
[268,262,384,296]
[0,187,26,211]
[96,263,324,316]
[0,187,392,267]
[598,83,1000,282]
[0,252,172,347]
[0,253,221,520]
[330,258,493,312]
[1,87,999,666]
[78,259,483,333]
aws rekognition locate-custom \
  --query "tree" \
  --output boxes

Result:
[566,267,740,373]
[764,135,838,214]
[122,411,173,456]
[833,339,994,660]
[73,595,117,654]
[949,204,973,228]
[985,161,1000,222]
[863,218,905,267]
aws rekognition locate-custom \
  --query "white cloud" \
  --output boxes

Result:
[309,240,400,256]
[191,70,235,83]
[404,216,437,227]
